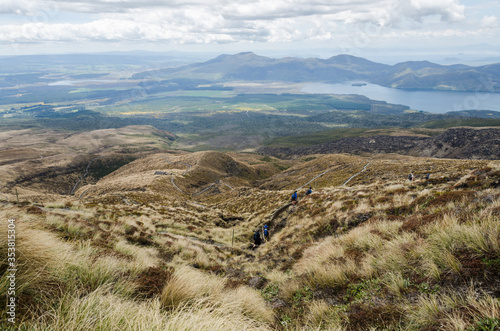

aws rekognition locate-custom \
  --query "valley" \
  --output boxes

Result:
[1,52,500,330]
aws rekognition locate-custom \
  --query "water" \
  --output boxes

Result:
[301,82,500,114]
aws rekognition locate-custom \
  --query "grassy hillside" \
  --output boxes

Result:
[419,118,500,129]
[263,128,439,148]
[0,125,175,197]
[1,151,499,330]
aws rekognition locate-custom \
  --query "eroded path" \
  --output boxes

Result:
[341,162,370,186]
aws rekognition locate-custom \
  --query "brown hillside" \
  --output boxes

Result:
[0,125,175,198]
[1,133,499,330]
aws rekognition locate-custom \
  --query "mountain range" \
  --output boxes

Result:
[133,52,500,93]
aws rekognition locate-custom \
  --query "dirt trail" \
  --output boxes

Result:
[164,156,191,195]
[268,162,371,225]
[295,166,336,190]
[341,162,370,186]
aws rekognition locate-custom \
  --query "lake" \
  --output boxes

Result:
[301,82,500,114]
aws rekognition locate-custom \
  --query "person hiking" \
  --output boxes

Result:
[263,224,269,241]
[252,229,262,249]
[291,191,298,204]
[408,172,414,182]
[305,187,312,195]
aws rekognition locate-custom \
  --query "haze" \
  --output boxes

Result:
[1,0,499,65]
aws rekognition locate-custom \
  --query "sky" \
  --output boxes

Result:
[1,0,500,63]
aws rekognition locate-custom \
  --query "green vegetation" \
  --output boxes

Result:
[419,118,500,128]
[261,127,433,147]
[1,55,497,153]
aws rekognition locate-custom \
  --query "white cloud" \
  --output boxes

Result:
[408,0,465,22]
[481,15,498,28]
[0,0,495,50]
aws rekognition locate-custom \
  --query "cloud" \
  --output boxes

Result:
[0,0,486,47]
[0,0,48,15]
[481,15,498,28]
[406,0,465,22]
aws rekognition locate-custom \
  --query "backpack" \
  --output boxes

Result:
[253,231,260,240]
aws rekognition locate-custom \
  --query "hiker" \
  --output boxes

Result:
[291,191,298,203]
[252,229,262,249]
[305,187,312,195]
[425,173,430,180]
[263,224,269,241]
[408,172,414,182]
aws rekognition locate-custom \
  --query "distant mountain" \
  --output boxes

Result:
[132,52,388,82]
[132,52,500,93]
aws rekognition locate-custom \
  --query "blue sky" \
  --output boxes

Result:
[1,0,499,63]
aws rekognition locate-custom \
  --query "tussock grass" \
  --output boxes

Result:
[0,222,63,319]
[161,266,273,325]
[409,286,500,330]
[304,300,344,330]
[382,271,410,297]
[3,152,499,330]
[366,231,417,275]
[18,287,272,331]
[161,266,226,308]
[305,260,357,288]
[114,240,159,269]
[294,240,359,289]
[220,286,275,323]
[422,212,500,266]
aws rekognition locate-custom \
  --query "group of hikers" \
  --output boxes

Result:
[252,187,313,249]
[252,171,432,248]
[251,224,269,249]
[408,172,430,182]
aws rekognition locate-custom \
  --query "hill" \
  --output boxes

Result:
[76,150,284,201]
[133,52,500,92]
[259,127,500,160]
[0,125,176,197]
[1,130,499,330]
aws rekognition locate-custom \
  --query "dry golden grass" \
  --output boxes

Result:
[304,300,345,330]
[2,146,499,330]
[161,266,273,325]
[409,285,500,330]
[17,287,273,331]
[161,266,226,308]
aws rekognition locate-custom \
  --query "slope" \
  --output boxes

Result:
[1,148,499,331]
